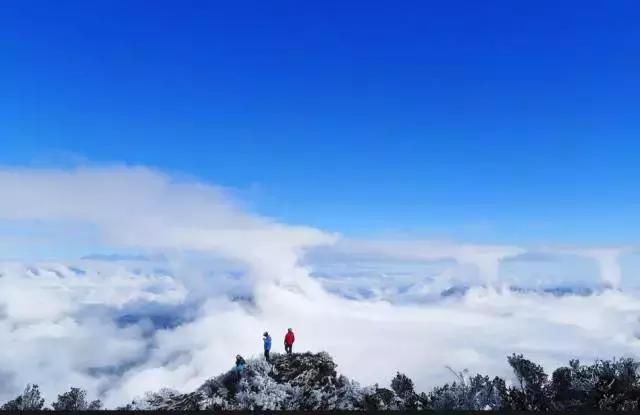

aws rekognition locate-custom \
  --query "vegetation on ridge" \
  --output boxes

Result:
[4,352,640,411]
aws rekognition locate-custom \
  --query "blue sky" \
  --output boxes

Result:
[2,0,639,243]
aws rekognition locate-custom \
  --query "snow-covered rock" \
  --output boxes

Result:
[132,352,403,411]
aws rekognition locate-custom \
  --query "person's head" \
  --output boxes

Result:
[236,354,241,359]
[263,331,268,337]
[288,328,292,332]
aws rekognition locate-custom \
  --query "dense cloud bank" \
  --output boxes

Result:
[2,258,640,408]
[0,166,639,408]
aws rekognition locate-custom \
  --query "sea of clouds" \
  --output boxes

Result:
[0,165,639,408]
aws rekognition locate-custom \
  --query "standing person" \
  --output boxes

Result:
[235,354,246,372]
[284,328,295,355]
[233,354,246,383]
[263,331,272,361]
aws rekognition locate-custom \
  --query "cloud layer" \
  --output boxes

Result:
[0,165,638,408]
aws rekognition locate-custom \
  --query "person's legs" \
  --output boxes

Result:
[285,344,292,354]
[264,349,270,361]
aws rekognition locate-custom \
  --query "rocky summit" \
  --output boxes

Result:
[128,352,415,411]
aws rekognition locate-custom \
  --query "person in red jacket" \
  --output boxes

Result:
[284,328,295,355]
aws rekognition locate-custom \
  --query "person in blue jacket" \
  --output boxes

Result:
[263,331,272,361]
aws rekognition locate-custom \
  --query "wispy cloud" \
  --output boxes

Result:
[0,165,335,282]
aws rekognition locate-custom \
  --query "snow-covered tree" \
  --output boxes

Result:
[503,353,551,411]
[390,372,422,409]
[1,384,45,411]
[52,387,89,411]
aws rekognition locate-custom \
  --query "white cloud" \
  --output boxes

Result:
[556,247,632,290]
[0,166,336,283]
[0,165,638,408]
[317,238,525,285]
